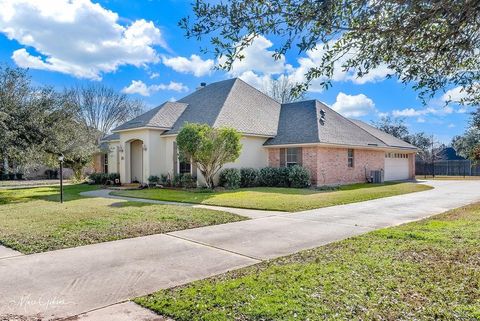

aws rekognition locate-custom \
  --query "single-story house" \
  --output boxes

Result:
[101,78,417,186]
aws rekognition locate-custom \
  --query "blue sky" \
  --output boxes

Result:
[0,0,473,142]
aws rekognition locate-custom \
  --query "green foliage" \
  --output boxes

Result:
[452,129,480,162]
[287,165,311,188]
[136,203,480,321]
[240,168,258,187]
[258,167,290,187]
[180,174,197,189]
[148,175,160,184]
[172,174,183,187]
[176,123,242,188]
[88,172,119,185]
[257,167,279,187]
[181,1,480,106]
[219,168,241,189]
[160,174,171,186]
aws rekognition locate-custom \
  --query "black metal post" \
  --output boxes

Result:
[60,160,63,203]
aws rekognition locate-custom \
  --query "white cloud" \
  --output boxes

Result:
[331,92,376,117]
[287,42,392,92]
[392,106,454,118]
[162,54,214,77]
[441,86,468,103]
[214,36,392,92]
[122,80,188,96]
[225,35,292,77]
[0,0,166,79]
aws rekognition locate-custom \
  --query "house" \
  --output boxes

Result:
[101,78,417,186]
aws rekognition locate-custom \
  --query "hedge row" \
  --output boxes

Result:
[89,172,120,185]
[148,173,196,188]
[219,166,310,189]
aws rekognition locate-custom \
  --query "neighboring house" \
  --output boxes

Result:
[437,147,465,161]
[101,78,417,186]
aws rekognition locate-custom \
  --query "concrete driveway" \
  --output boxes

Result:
[1,180,479,320]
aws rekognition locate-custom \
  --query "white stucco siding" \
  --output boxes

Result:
[224,136,269,169]
[106,142,120,174]
[117,129,165,183]
[196,135,269,185]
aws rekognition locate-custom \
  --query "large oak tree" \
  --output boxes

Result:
[181,0,480,107]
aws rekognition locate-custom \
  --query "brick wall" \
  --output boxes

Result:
[268,148,280,167]
[315,147,384,185]
[268,146,385,186]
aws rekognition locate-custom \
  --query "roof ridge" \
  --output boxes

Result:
[233,77,281,105]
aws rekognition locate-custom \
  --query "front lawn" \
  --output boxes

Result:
[0,185,245,254]
[113,182,432,212]
[136,202,480,321]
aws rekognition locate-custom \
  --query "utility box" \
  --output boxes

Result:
[371,170,384,184]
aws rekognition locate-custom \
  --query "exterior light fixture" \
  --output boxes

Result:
[58,154,64,203]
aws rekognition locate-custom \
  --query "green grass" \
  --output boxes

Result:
[136,203,480,321]
[113,182,433,212]
[0,184,246,254]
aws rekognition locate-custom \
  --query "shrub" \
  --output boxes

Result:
[180,174,197,189]
[108,173,120,183]
[277,167,290,187]
[219,168,241,189]
[148,175,160,184]
[288,165,311,188]
[172,174,183,187]
[258,167,289,187]
[240,168,258,187]
[89,172,108,184]
[160,174,170,186]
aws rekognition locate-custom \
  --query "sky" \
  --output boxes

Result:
[0,0,474,143]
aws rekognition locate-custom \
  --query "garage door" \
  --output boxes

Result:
[384,153,409,181]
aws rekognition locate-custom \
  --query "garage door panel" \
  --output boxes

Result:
[385,158,409,181]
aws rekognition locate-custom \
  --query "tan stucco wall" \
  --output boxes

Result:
[106,142,120,174]
[117,129,165,183]
[196,136,269,186]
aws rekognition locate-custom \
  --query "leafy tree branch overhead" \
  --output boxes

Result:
[181,0,480,106]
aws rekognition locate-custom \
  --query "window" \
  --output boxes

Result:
[179,159,191,174]
[286,148,298,167]
[103,153,108,173]
[347,149,354,168]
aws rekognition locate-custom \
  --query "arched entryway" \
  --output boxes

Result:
[130,139,144,183]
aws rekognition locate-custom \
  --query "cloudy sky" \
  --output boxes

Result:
[0,0,473,142]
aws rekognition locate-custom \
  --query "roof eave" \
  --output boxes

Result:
[112,126,171,133]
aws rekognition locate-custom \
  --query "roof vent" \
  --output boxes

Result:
[319,109,326,125]
[196,82,207,90]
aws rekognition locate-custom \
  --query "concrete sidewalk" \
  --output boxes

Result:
[1,180,479,320]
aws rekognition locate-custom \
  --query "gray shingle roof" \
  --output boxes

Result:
[100,132,120,142]
[264,100,388,147]
[165,78,281,136]
[113,102,188,132]
[349,119,417,150]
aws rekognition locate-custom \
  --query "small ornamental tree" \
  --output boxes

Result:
[176,123,242,188]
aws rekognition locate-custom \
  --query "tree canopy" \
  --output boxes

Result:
[66,84,144,135]
[181,0,480,105]
[176,123,242,188]
[263,77,306,103]
[372,116,435,161]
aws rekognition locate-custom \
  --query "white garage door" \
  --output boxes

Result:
[384,153,409,181]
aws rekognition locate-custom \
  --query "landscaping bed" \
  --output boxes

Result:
[0,184,246,254]
[136,202,480,321]
[113,182,432,212]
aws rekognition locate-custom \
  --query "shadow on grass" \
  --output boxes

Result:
[0,184,99,205]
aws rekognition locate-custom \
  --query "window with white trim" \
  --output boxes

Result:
[286,148,299,167]
[347,149,354,168]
